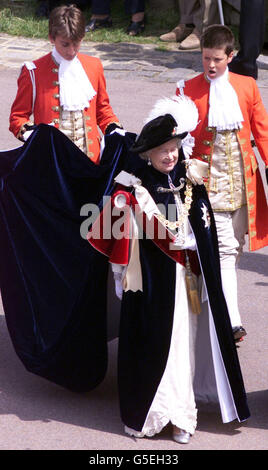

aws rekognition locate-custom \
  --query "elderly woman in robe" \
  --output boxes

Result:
[88,95,250,444]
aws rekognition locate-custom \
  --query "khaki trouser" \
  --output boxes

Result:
[179,0,220,33]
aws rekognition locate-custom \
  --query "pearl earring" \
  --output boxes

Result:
[147,158,151,166]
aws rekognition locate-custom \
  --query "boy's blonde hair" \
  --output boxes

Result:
[49,4,85,41]
[201,24,235,56]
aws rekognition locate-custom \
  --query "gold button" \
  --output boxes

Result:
[88,139,93,145]
[53,93,60,99]
[53,80,59,86]
[205,126,214,132]
[88,152,94,158]
[87,126,92,132]
[203,140,211,146]
[52,105,60,111]
[53,118,59,124]
[201,154,209,161]
[52,67,59,73]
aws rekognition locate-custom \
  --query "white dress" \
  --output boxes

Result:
[125,262,198,437]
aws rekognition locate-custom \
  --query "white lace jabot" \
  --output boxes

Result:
[52,47,96,111]
[207,68,244,131]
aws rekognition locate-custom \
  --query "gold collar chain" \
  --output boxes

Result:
[155,179,193,231]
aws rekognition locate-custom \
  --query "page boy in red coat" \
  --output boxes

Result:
[9,4,122,163]
[176,25,268,342]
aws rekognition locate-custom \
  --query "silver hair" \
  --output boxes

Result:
[139,137,181,161]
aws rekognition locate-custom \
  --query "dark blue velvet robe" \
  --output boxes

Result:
[0,124,250,428]
[0,124,134,392]
[109,163,250,431]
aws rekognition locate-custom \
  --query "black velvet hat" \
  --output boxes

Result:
[130,114,188,154]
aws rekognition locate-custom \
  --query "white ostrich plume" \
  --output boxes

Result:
[144,95,199,135]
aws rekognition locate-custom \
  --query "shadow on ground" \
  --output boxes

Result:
[238,251,268,277]
[0,314,267,440]
[86,42,204,73]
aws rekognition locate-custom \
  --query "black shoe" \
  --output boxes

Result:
[85,16,112,33]
[233,326,247,342]
[127,20,145,36]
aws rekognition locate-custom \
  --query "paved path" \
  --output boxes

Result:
[0,34,267,454]
[1,32,268,85]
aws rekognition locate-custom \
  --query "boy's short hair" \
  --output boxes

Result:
[201,24,235,56]
[49,4,85,41]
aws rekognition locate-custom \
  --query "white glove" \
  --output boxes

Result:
[115,279,123,300]
[113,272,123,300]
[173,233,197,251]
[185,159,208,185]
[22,130,33,141]
[18,122,35,142]
[110,128,126,136]
[182,233,197,251]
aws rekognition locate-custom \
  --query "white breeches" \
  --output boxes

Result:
[213,206,248,327]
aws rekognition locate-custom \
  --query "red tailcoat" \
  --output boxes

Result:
[9,52,119,163]
[176,72,268,251]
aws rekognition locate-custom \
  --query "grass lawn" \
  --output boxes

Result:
[0,0,185,46]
